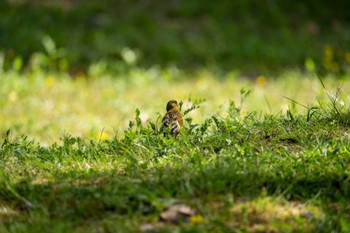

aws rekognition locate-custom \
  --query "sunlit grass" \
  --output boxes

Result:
[228,196,323,232]
[1,72,350,232]
[1,68,348,144]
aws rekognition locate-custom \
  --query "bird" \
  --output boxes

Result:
[161,100,183,138]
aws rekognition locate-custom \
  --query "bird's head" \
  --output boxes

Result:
[166,100,179,111]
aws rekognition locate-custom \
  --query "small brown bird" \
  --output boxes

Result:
[161,100,183,137]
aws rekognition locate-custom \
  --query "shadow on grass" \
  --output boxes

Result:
[1,159,349,232]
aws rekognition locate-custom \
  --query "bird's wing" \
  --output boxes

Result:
[169,111,182,136]
[162,110,182,137]
[162,112,171,129]
[170,118,181,137]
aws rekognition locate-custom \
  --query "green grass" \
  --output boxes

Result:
[1,68,350,144]
[1,70,350,232]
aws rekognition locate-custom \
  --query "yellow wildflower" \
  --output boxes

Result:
[256,75,267,87]
[98,132,110,140]
[45,76,55,88]
[190,215,204,224]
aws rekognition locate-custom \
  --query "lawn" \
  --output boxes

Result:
[1,68,350,232]
[1,1,350,232]
[1,68,348,144]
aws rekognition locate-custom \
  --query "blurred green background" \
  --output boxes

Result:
[1,0,350,75]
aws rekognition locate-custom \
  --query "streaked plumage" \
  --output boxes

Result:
[161,100,183,137]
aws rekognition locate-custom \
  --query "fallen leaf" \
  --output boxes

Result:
[160,204,196,223]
